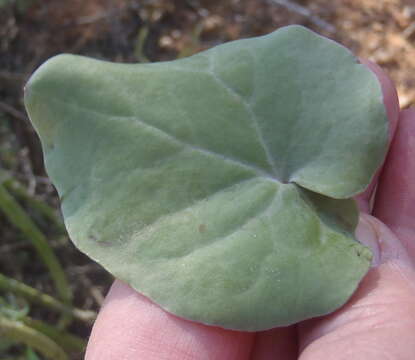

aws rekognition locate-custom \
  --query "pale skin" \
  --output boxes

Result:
[85,61,415,360]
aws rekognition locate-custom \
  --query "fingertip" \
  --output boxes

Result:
[86,280,253,360]
[400,107,415,125]
[354,59,400,212]
[360,59,400,138]
[374,107,415,258]
[356,214,413,268]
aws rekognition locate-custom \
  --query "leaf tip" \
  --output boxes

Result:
[24,54,79,147]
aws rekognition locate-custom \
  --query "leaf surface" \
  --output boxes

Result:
[24,25,388,330]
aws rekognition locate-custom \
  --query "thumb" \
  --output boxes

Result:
[298,214,415,360]
[357,214,413,268]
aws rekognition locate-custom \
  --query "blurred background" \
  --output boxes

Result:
[0,0,414,359]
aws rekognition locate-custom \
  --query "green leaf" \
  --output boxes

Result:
[24,25,388,331]
[25,348,41,360]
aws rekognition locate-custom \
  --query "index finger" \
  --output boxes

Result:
[354,59,400,212]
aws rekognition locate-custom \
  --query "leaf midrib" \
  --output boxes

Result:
[207,50,281,180]
[32,90,283,185]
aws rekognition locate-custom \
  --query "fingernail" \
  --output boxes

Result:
[356,215,381,267]
[356,214,414,268]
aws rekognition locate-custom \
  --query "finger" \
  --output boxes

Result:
[250,326,298,360]
[374,108,415,258]
[360,59,400,140]
[354,60,400,213]
[298,214,415,359]
[85,280,254,360]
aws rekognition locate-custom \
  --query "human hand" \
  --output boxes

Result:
[85,61,415,360]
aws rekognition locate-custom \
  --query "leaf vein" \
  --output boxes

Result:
[40,93,276,183]
[207,51,280,179]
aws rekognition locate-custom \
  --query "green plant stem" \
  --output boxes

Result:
[0,315,68,360]
[0,273,96,323]
[3,178,66,234]
[134,26,150,63]
[0,184,72,322]
[22,316,86,352]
